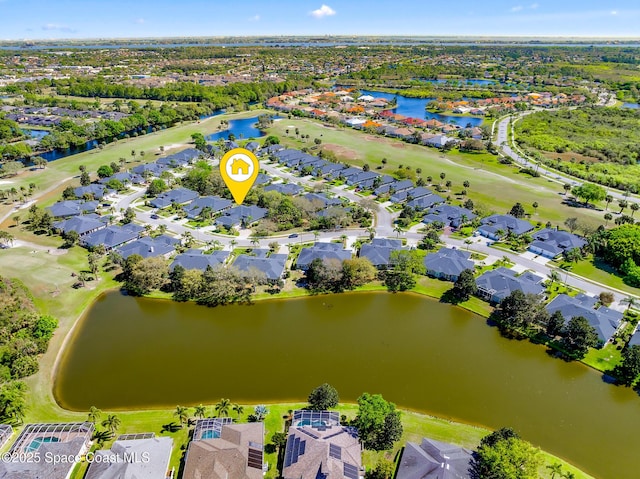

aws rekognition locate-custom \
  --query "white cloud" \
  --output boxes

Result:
[310,4,336,19]
[42,23,76,33]
[530,3,539,9]
[611,10,618,15]
[134,18,145,24]
[511,5,523,12]
[248,14,260,22]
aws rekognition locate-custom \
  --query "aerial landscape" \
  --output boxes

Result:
[2,1,640,478]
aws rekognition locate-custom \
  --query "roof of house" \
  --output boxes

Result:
[216,205,268,228]
[297,242,352,269]
[233,254,288,281]
[85,436,173,479]
[264,183,304,196]
[48,200,99,218]
[132,162,167,176]
[283,411,362,479]
[479,214,534,236]
[0,437,88,479]
[303,193,342,208]
[422,204,476,227]
[530,228,587,256]
[424,247,474,278]
[396,437,473,479]
[74,184,109,199]
[183,422,264,479]
[171,250,230,271]
[406,194,445,210]
[99,172,145,185]
[116,235,179,259]
[53,214,108,236]
[476,267,544,302]
[359,238,403,267]
[82,223,144,249]
[150,188,199,208]
[184,196,233,218]
[546,294,623,342]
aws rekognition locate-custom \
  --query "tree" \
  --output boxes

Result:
[194,404,207,419]
[561,316,601,358]
[365,458,396,479]
[80,171,91,186]
[605,195,613,210]
[341,257,377,290]
[564,217,579,234]
[532,201,538,214]
[355,393,402,451]
[470,428,541,479]
[631,203,640,217]
[496,290,549,334]
[233,403,244,419]
[619,200,628,214]
[308,383,339,410]
[124,256,169,296]
[88,406,102,424]
[612,345,640,386]
[463,180,470,189]
[563,183,571,195]
[571,183,606,206]
[0,381,27,424]
[546,463,564,479]
[0,231,14,248]
[32,156,47,169]
[147,179,168,196]
[191,132,207,151]
[123,207,136,224]
[621,296,639,311]
[508,202,525,219]
[215,398,231,417]
[97,164,113,179]
[604,212,613,226]
[451,269,477,301]
[254,404,268,421]
[88,252,101,276]
[174,405,189,426]
[101,414,121,434]
[546,310,565,338]
[599,291,614,306]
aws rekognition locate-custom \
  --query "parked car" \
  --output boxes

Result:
[288,233,299,238]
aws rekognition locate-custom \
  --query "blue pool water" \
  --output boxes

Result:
[200,430,221,439]
[297,420,326,427]
[26,436,59,452]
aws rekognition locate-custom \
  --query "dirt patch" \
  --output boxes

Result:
[543,151,601,163]
[391,143,406,149]
[322,144,360,161]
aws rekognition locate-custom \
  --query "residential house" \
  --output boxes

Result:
[476,267,545,303]
[546,294,623,343]
[48,200,99,218]
[478,214,534,240]
[184,196,233,219]
[150,188,199,209]
[264,183,304,196]
[424,247,475,281]
[245,141,260,152]
[170,250,230,271]
[319,163,347,177]
[406,194,445,210]
[303,193,342,209]
[424,135,456,148]
[99,172,144,186]
[85,435,173,479]
[182,419,264,479]
[254,173,271,185]
[396,437,473,479]
[346,171,379,187]
[74,184,110,200]
[53,214,108,237]
[422,204,476,228]
[215,205,268,229]
[296,243,352,270]
[528,228,586,259]
[390,187,432,204]
[233,253,288,281]
[116,235,179,260]
[132,162,167,178]
[359,238,403,269]
[81,223,144,250]
[374,179,414,197]
[283,410,363,479]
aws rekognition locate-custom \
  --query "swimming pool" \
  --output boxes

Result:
[200,430,221,440]
[26,436,59,452]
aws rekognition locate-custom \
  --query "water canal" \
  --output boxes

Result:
[54,291,640,479]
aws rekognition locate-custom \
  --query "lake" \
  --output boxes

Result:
[206,115,280,142]
[55,291,640,479]
[622,102,639,109]
[358,89,484,127]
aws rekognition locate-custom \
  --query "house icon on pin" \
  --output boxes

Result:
[231,158,250,176]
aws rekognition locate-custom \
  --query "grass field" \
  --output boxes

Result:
[554,255,640,297]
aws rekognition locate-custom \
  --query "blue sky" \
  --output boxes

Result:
[1,0,639,40]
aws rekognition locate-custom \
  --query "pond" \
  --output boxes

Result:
[358,89,484,127]
[54,291,640,479]
[622,102,639,109]
[205,115,280,142]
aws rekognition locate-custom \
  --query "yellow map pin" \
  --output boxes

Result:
[219,148,260,205]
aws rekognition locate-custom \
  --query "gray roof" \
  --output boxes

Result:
[215,205,268,228]
[48,200,99,218]
[99,172,144,185]
[150,188,199,208]
[116,235,179,259]
[346,171,379,186]
[171,250,230,271]
[245,141,260,151]
[132,162,167,176]
[233,254,288,281]
[479,214,534,237]
[391,187,432,204]
[359,238,403,267]
[422,204,476,228]
[546,294,622,342]
[85,436,173,479]
[255,173,271,185]
[297,242,351,270]
[397,437,473,479]
[424,247,474,278]
[82,223,144,249]
[406,194,445,210]
[530,228,587,256]
[264,183,304,196]
[54,214,108,236]
[303,193,342,208]
[184,196,233,219]
[476,267,544,302]
[74,184,109,199]
[0,437,88,479]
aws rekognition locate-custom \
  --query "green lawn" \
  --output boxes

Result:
[582,344,622,372]
[555,256,640,296]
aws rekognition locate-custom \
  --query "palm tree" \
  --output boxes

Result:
[230,239,238,250]
[250,236,260,247]
[194,404,207,419]
[101,414,121,434]
[604,212,613,226]
[619,200,628,214]
[174,405,189,426]
[563,183,571,195]
[631,203,639,217]
[366,226,376,240]
[215,398,231,417]
[562,472,576,479]
[87,406,102,424]
[605,195,613,210]
[254,404,268,421]
[233,403,244,419]
[340,234,348,247]
[621,296,639,311]
[12,215,20,227]
[0,231,14,248]
[394,225,405,238]
[548,270,561,285]
[532,201,538,214]
[546,463,563,479]
[313,230,320,242]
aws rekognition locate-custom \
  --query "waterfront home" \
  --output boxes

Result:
[424,247,474,281]
[396,437,473,479]
[48,200,99,218]
[116,234,179,260]
[85,435,173,479]
[296,242,352,270]
[150,188,199,209]
[82,223,144,250]
[422,204,476,228]
[424,135,457,148]
[359,238,403,269]
[183,419,264,479]
[283,410,363,479]
[528,228,586,259]
[477,214,534,240]
[546,294,623,343]
[476,267,544,303]
[170,250,230,271]
[233,253,288,281]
